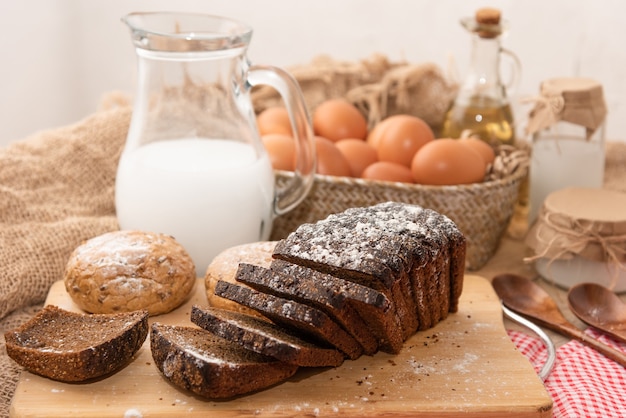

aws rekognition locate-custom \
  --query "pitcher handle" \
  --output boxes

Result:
[500,47,522,97]
[247,65,316,216]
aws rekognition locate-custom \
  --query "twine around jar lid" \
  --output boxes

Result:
[525,77,607,139]
[525,187,626,266]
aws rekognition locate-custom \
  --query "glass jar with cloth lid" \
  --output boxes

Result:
[525,187,626,292]
[527,77,607,222]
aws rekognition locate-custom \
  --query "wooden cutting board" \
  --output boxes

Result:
[10,275,553,417]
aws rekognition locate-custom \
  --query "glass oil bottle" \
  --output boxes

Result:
[441,8,520,147]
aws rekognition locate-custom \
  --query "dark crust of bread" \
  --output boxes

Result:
[150,323,298,399]
[448,235,466,313]
[235,263,379,355]
[190,305,344,367]
[268,260,404,354]
[214,280,363,360]
[4,305,149,382]
[401,204,466,316]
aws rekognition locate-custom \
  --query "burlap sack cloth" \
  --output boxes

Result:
[0,104,132,416]
[252,54,458,133]
[0,55,624,415]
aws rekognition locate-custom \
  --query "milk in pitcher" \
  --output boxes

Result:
[115,138,275,276]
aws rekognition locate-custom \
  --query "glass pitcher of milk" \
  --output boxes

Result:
[117,12,316,276]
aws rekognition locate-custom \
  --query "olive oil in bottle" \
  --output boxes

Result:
[441,97,515,146]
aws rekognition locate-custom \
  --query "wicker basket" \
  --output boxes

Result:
[257,55,527,270]
[270,166,527,271]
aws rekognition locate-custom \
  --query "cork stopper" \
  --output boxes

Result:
[474,7,502,38]
[476,8,501,25]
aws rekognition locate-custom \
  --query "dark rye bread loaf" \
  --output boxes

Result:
[150,323,298,399]
[214,280,364,360]
[340,202,465,329]
[234,262,379,355]
[272,202,465,338]
[273,213,419,339]
[4,305,148,382]
[272,212,420,338]
[268,259,404,354]
[190,305,345,367]
[353,202,466,314]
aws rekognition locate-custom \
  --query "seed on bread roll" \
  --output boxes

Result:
[64,230,196,316]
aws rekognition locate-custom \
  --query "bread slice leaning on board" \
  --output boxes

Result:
[190,305,346,368]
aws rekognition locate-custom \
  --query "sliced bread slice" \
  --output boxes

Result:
[4,305,148,382]
[150,323,298,399]
[235,262,379,355]
[190,305,344,367]
[214,280,363,360]
[270,260,404,354]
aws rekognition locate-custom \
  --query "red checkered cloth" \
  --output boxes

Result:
[508,329,626,418]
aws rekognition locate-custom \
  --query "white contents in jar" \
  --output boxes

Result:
[529,136,605,222]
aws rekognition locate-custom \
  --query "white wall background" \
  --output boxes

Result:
[1,0,625,147]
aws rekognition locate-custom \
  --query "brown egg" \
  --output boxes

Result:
[262,134,296,171]
[313,99,368,142]
[361,161,415,183]
[411,138,485,185]
[366,117,392,150]
[315,136,352,177]
[335,138,379,177]
[459,137,496,166]
[373,115,435,167]
[257,107,292,136]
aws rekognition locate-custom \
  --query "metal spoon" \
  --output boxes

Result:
[568,282,626,344]
[492,273,626,368]
[501,303,556,380]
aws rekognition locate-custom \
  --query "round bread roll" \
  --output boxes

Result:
[205,241,277,318]
[64,230,196,316]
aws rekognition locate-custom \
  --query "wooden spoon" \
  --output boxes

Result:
[568,282,626,344]
[492,273,626,368]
